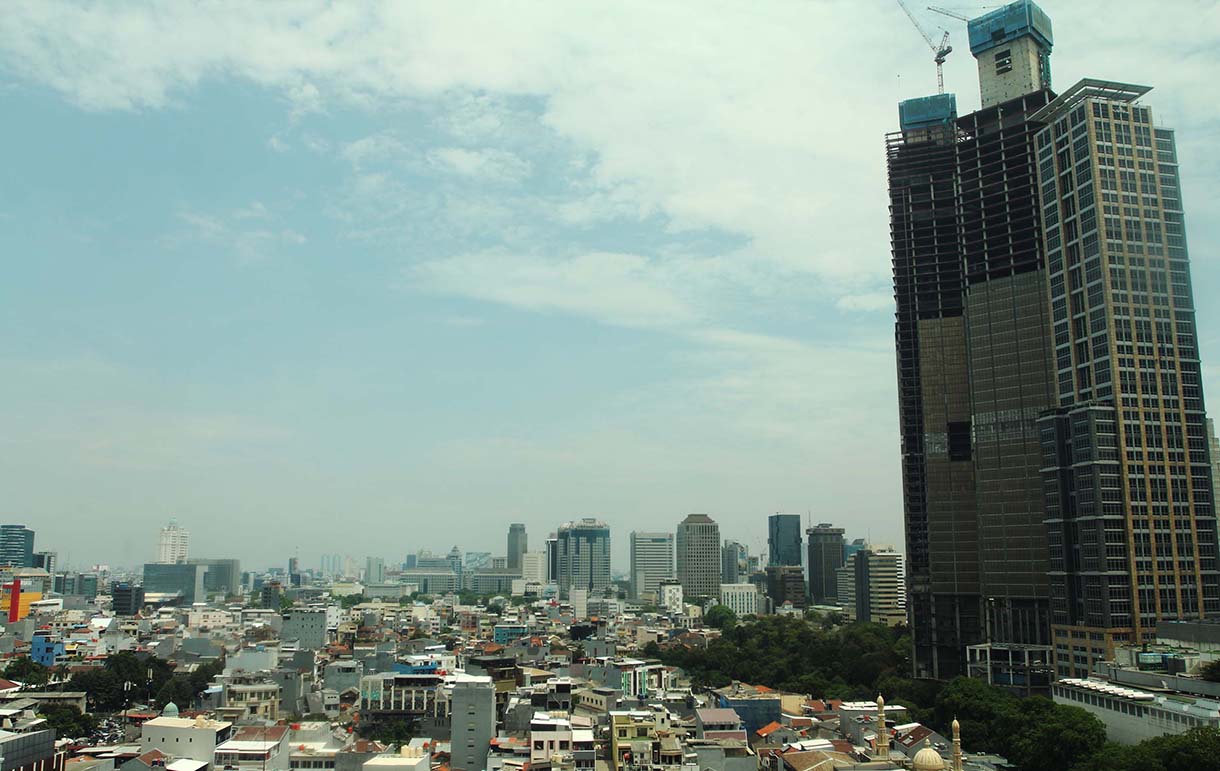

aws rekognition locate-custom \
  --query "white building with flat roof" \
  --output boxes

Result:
[141,715,234,763]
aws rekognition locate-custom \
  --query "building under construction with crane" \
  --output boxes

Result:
[888,0,1057,688]
[889,0,1220,690]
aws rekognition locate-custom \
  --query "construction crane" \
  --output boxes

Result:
[927,6,972,22]
[897,0,953,94]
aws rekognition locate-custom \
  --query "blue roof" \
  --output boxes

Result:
[967,0,1053,55]
[899,93,958,132]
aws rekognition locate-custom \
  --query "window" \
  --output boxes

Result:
[994,49,1012,75]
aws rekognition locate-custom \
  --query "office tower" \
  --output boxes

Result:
[545,535,559,583]
[675,514,720,600]
[888,0,1057,679]
[32,551,56,576]
[143,562,205,605]
[111,581,145,616]
[555,519,611,597]
[507,523,528,571]
[521,552,547,584]
[1210,419,1220,516]
[720,541,745,584]
[767,513,803,566]
[157,521,189,564]
[764,565,807,610]
[629,531,674,600]
[366,556,386,584]
[806,524,846,605]
[1035,80,1218,676]
[451,676,496,771]
[0,526,35,568]
[837,548,906,627]
[188,558,242,597]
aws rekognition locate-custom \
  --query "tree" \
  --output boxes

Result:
[704,605,737,631]
[994,697,1105,771]
[1200,660,1220,683]
[3,657,50,687]
[38,703,97,739]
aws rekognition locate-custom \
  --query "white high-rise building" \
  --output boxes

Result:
[836,546,905,627]
[629,531,674,601]
[157,521,189,564]
[719,583,761,617]
[521,552,547,584]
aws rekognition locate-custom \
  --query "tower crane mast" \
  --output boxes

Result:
[896,0,953,94]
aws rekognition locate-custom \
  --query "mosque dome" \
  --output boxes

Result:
[162,702,180,718]
[912,747,946,771]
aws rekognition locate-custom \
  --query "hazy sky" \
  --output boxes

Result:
[2,1,1218,573]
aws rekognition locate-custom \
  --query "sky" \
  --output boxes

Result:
[2,1,1219,574]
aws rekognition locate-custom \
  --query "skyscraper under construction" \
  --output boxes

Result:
[889,0,1057,683]
[888,0,1217,683]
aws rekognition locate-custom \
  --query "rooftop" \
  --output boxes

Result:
[1028,78,1152,124]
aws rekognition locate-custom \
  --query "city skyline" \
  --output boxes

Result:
[3,3,1218,572]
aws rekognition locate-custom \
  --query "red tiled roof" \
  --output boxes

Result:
[756,721,784,737]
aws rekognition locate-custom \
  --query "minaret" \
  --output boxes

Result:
[951,717,963,771]
[875,694,890,760]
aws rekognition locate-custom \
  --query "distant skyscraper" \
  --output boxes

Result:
[0,525,35,568]
[157,521,189,564]
[545,535,559,583]
[32,550,57,576]
[765,566,807,610]
[187,558,242,597]
[676,514,720,600]
[1035,79,1218,676]
[837,547,906,627]
[366,556,385,584]
[507,524,528,571]
[721,541,745,584]
[556,519,611,597]
[629,531,674,600]
[767,514,802,567]
[806,524,845,605]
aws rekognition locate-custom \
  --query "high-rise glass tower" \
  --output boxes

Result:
[1032,80,1217,677]
[767,514,803,567]
[556,519,611,597]
[676,514,721,600]
[629,531,674,601]
[721,541,746,584]
[507,523,528,571]
[889,0,1057,680]
[0,525,34,568]
[806,523,846,605]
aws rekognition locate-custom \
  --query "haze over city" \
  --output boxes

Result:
[3,1,1219,571]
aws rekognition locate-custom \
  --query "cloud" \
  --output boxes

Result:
[428,147,531,182]
[175,203,306,261]
[836,292,893,312]
[411,251,698,330]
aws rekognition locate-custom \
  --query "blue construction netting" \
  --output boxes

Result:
[899,93,958,131]
[967,0,1053,55]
